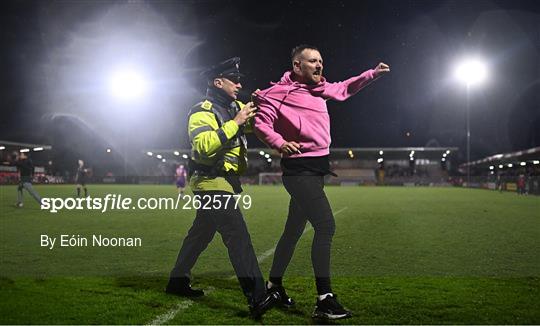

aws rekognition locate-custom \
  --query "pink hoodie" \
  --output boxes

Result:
[254,69,377,157]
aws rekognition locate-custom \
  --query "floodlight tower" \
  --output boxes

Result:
[454,58,487,186]
[108,68,149,178]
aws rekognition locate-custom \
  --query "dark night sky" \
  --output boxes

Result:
[1,0,539,163]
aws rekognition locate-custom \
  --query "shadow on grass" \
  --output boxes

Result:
[114,271,240,291]
[114,273,246,314]
[115,275,165,291]
[0,276,15,287]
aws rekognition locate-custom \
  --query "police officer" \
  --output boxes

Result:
[165,57,280,319]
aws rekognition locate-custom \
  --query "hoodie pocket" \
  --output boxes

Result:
[298,113,330,150]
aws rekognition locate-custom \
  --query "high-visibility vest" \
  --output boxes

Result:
[187,98,252,193]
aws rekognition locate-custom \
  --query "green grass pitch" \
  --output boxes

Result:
[1,184,539,324]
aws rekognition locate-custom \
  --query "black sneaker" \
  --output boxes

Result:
[249,290,281,319]
[165,277,204,298]
[266,282,295,308]
[312,294,352,320]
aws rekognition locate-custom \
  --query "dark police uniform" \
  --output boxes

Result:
[166,58,278,317]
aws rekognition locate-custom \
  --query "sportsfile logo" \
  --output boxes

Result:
[40,194,252,213]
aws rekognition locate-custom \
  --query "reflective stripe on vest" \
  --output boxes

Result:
[223,155,239,165]
[189,125,214,141]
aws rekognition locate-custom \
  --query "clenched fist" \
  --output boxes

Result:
[374,62,390,77]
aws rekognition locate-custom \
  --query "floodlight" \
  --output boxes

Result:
[109,69,148,100]
[454,58,487,86]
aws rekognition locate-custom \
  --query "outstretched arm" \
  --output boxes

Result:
[322,62,390,101]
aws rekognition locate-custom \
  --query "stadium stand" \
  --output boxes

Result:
[0,140,56,185]
[460,146,540,194]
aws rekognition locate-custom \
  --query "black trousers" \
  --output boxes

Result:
[270,175,336,294]
[169,191,266,304]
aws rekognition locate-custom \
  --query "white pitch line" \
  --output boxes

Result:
[147,287,215,325]
[147,301,192,326]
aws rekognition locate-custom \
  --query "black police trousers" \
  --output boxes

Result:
[169,191,266,304]
[269,175,336,294]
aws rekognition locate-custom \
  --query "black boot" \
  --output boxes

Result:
[249,290,281,319]
[312,294,352,320]
[165,277,204,297]
[266,281,295,308]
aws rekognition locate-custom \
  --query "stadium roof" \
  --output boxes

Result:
[0,140,52,151]
[460,146,540,169]
[142,147,459,161]
[326,147,458,160]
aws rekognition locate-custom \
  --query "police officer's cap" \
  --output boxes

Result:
[202,57,244,81]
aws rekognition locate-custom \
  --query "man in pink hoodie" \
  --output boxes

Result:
[254,44,389,320]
